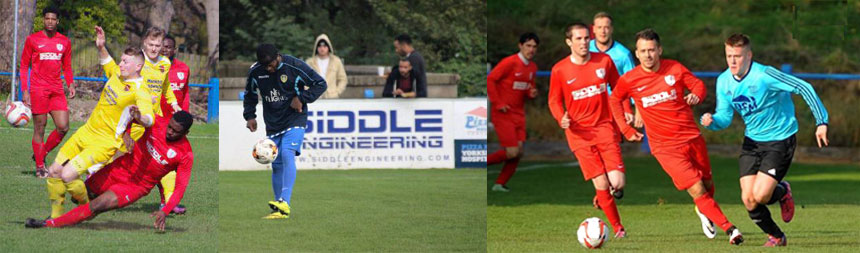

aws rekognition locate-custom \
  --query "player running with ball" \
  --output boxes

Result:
[701,33,829,247]
[548,22,633,238]
[244,44,327,219]
[608,29,743,245]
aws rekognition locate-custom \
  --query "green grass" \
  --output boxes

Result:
[219,169,486,252]
[488,156,860,252]
[0,121,219,251]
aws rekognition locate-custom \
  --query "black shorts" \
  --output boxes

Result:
[738,135,796,181]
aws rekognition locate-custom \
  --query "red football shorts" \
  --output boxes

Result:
[29,87,67,114]
[492,115,526,148]
[651,136,713,190]
[574,141,625,180]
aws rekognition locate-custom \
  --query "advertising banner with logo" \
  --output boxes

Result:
[219,98,487,170]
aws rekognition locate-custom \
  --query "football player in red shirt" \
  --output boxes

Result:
[487,32,539,192]
[156,34,192,214]
[19,6,75,177]
[25,111,195,231]
[608,29,743,245]
[548,23,631,238]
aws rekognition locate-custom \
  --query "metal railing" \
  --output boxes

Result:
[0,71,219,122]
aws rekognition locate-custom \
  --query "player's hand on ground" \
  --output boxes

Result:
[94,26,105,48]
[684,93,701,105]
[626,131,645,142]
[815,124,829,148]
[22,92,31,107]
[529,87,538,98]
[151,210,166,231]
[624,112,634,125]
[559,114,571,129]
[700,113,713,127]
[290,97,303,112]
[68,82,76,98]
[634,110,644,128]
[246,118,257,132]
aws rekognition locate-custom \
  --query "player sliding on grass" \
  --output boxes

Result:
[548,22,632,238]
[244,44,327,219]
[43,30,154,219]
[26,111,194,230]
[487,32,539,192]
[608,29,743,245]
[701,33,829,247]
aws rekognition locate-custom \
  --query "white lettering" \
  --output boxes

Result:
[571,83,606,100]
[641,89,677,108]
[39,52,62,60]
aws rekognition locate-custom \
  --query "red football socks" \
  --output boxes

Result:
[494,157,520,185]
[694,194,733,232]
[596,189,623,232]
[43,129,66,154]
[32,140,45,168]
[46,203,93,228]
[487,149,507,165]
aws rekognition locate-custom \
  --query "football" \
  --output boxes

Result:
[252,138,278,164]
[5,101,32,128]
[577,217,609,249]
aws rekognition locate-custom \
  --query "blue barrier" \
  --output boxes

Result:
[0,71,219,122]
[527,64,860,80]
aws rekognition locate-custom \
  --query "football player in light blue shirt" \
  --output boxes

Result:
[700,33,829,247]
[589,12,643,150]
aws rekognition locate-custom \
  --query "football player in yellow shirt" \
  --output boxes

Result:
[44,26,154,218]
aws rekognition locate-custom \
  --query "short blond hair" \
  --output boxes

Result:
[593,11,613,23]
[143,27,165,41]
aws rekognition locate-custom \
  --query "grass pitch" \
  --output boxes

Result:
[0,121,218,251]
[219,168,486,252]
[488,155,860,252]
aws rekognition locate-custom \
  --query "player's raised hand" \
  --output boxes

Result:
[94,26,106,48]
[246,118,257,132]
[151,210,166,231]
[560,114,571,129]
[815,124,829,148]
[68,82,76,99]
[700,113,713,127]
[684,93,701,105]
[290,97,303,112]
[626,131,644,142]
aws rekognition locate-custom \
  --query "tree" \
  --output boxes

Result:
[0,0,36,74]
[203,0,218,77]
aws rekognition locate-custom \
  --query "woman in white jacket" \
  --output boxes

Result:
[306,34,348,98]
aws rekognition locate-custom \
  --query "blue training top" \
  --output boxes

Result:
[706,61,828,142]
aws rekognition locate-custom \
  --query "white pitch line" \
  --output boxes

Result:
[487,161,579,175]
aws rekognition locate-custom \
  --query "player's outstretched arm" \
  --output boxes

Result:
[161,154,193,216]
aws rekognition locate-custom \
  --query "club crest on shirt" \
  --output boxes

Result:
[177,72,185,80]
[159,65,166,73]
[595,68,606,79]
[280,74,288,83]
[56,44,63,51]
[664,75,676,86]
[167,148,177,159]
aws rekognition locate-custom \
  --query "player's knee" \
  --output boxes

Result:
[742,196,757,209]
[59,169,78,183]
[55,124,69,134]
[753,193,770,204]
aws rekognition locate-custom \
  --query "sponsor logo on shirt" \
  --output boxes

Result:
[37,44,45,48]
[514,72,523,77]
[146,141,169,165]
[258,75,269,79]
[641,89,677,108]
[636,86,647,92]
[512,81,529,90]
[566,78,576,84]
[264,89,287,103]
[39,52,62,60]
[571,83,606,100]
[732,95,758,116]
